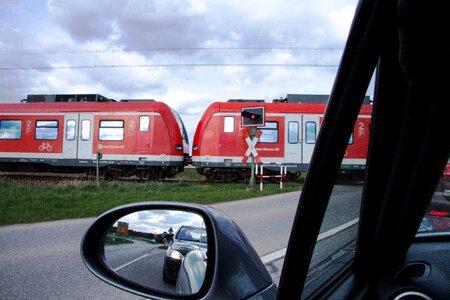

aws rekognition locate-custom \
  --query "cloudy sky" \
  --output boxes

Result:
[116,210,204,234]
[0,0,359,141]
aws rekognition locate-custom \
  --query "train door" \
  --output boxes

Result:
[137,115,151,152]
[302,115,319,163]
[77,113,94,159]
[63,113,79,159]
[285,114,302,164]
[220,116,237,153]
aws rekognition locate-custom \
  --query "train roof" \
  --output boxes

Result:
[227,94,372,104]
[24,94,114,103]
[284,94,372,104]
[0,101,174,113]
[204,101,373,115]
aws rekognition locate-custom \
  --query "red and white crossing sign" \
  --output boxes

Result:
[242,128,262,164]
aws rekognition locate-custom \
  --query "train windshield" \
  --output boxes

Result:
[171,109,189,146]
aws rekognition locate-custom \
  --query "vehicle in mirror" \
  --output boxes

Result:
[81,202,276,299]
[102,209,207,295]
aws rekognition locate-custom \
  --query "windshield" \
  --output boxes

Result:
[303,167,450,293]
[176,226,207,243]
[301,83,450,297]
[171,109,190,146]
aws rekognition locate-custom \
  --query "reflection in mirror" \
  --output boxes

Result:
[103,210,208,295]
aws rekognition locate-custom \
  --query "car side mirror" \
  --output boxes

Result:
[81,202,277,299]
[104,209,207,295]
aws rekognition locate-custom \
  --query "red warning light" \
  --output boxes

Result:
[241,107,264,126]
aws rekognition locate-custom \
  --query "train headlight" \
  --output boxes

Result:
[192,145,198,151]
[174,144,183,151]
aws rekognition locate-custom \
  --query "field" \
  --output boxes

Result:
[0,169,303,226]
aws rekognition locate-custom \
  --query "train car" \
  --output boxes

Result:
[191,99,372,181]
[0,98,189,179]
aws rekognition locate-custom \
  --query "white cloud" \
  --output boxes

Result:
[326,5,356,44]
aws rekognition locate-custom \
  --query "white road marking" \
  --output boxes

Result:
[261,248,287,265]
[113,249,165,272]
[260,217,359,264]
[317,217,359,241]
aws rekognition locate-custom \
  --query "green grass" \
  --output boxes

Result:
[104,235,134,245]
[0,178,302,226]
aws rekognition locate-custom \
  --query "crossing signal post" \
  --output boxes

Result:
[96,152,102,187]
[96,144,103,187]
[241,107,265,188]
[248,127,257,188]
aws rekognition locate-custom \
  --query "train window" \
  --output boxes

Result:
[35,120,58,140]
[81,120,91,141]
[66,120,76,141]
[305,121,317,144]
[288,122,299,144]
[0,120,22,140]
[140,116,150,132]
[0,120,21,140]
[99,120,124,141]
[224,117,234,133]
[258,121,278,143]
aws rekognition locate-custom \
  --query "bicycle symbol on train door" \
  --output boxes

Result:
[39,142,53,152]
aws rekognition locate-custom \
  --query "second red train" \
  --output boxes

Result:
[192,97,372,181]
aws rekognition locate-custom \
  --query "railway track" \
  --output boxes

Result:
[0,171,305,185]
[0,168,365,186]
[0,171,208,185]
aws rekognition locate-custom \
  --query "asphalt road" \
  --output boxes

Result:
[106,245,174,293]
[0,218,138,300]
[105,240,159,269]
[1,185,447,299]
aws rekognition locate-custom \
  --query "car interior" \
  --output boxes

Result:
[278,0,449,299]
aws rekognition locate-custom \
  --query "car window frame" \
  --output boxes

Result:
[277,0,449,298]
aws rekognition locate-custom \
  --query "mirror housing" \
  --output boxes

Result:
[81,202,276,299]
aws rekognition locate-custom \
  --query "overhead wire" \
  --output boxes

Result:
[0,46,342,70]
[0,63,339,70]
[0,46,342,55]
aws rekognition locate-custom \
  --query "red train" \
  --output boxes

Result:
[192,99,372,181]
[0,95,189,179]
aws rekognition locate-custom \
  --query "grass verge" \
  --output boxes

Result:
[0,178,302,226]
